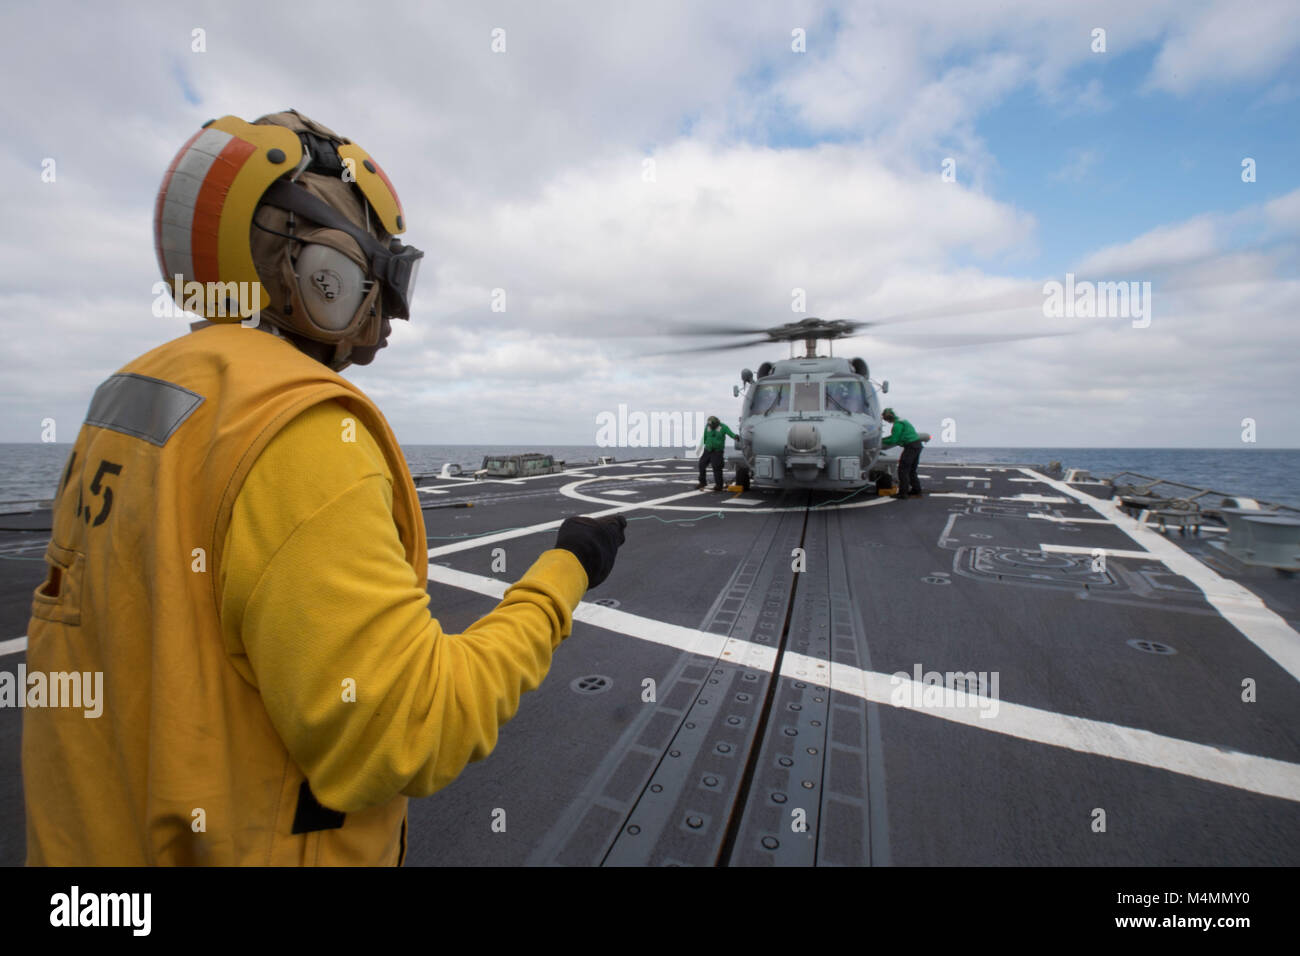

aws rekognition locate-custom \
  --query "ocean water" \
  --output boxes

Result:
[2,443,1298,510]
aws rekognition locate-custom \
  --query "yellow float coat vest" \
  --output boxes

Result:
[24,324,425,865]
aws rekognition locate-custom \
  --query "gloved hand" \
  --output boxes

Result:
[556,515,628,589]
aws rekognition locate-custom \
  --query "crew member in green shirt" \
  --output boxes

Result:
[697,415,740,491]
[881,408,925,498]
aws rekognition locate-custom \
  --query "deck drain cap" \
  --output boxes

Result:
[1127,639,1177,656]
[923,575,952,585]
[570,674,613,694]
[593,598,620,607]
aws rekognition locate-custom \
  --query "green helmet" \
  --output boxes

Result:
[882,408,896,420]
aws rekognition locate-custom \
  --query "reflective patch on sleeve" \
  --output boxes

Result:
[85,373,205,446]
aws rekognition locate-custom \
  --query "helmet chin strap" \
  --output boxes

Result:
[327,340,354,371]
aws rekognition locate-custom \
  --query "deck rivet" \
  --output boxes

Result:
[807,747,818,755]
[762,837,779,850]
[650,784,663,793]
[627,825,641,835]
[802,780,815,789]
[778,757,793,767]
[1127,638,1177,655]
[789,703,802,711]
[670,750,681,757]
[772,792,787,804]
[717,743,732,753]
[570,674,613,695]
[686,816,704,829]
[783,728,798,737]
[703,776,718,787]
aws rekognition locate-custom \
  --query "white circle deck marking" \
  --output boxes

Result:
[559,472,893,513]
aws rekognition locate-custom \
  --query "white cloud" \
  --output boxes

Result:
[1146,0,1300,95]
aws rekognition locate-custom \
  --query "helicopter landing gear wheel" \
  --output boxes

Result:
[735,465,751,492]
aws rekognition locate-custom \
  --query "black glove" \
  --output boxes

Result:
[556,515,627,589]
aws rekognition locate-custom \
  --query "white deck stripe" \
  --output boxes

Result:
[1027,513,1113,524]
[784,652,1300,805]
[1039,544,1153,559]
[423,567,1300,806]
[423,565,1300,803]
[426,488,704,557]
[1022,468,1300,683]
[0,636,28,658]
[425,565,732,658]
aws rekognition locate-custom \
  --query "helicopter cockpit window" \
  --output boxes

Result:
[825,380,868,414]
[793,381,821,412]
[752,383,789,414]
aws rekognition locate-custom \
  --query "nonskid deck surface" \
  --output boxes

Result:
[1,459,1298,865]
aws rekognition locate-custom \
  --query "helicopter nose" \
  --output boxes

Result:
[787,423,820,452]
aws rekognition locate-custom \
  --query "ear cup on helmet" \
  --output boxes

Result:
[294,244,368,331]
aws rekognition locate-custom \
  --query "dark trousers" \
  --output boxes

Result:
[699,448,724,487]
[898,441,923,496]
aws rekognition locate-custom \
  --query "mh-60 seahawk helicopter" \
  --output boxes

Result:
[721,318,901,493]
[658,310,1078,494]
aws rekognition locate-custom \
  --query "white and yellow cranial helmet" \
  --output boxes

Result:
[153,110,423,364]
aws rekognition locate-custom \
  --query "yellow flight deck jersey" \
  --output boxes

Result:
[24,324,586,865]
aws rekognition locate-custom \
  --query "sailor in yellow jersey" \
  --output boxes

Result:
[22,110,627,865]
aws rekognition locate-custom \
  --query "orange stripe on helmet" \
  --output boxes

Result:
[190,136,257,286]
[204,116,302,319]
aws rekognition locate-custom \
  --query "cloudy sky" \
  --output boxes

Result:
[1,0,1297,448]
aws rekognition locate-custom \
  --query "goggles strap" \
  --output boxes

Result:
[262,180,389,264]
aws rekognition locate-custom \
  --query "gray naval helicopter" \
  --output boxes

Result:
[717,317,905,493]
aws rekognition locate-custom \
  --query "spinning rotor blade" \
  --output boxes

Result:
[663,324,779,337]
[876,330,1079,349]
[645,337,774,357]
